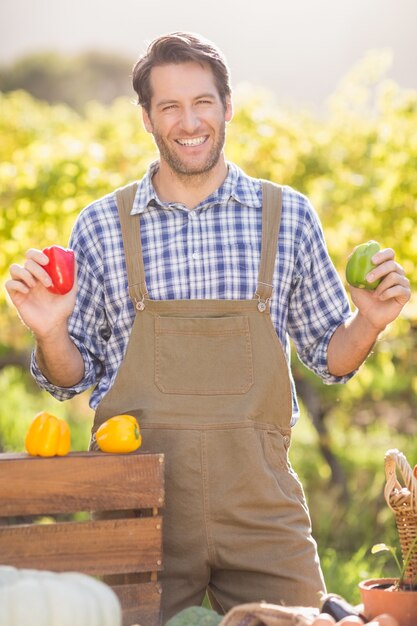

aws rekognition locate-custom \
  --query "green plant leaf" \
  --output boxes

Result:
[371,543,402,577]
[371,543,392,554]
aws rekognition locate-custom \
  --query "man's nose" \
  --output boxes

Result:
[180,107,200,133]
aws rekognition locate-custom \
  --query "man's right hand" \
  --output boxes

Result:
[5,248,85,387]
[5,248,77,339]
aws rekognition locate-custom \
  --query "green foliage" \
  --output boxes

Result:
[0,90,156,349]
[371,543,403,579]
[291,410,409,602]
[320,544,388,605]
[372,537,417,589]
[1,50,416,604]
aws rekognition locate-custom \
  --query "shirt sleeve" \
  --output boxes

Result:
[287,196,356,384]
[30,340,97,400]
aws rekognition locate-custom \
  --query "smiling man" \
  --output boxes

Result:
[6,32,411,625]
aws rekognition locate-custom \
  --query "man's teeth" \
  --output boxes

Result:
[177,137,206,146]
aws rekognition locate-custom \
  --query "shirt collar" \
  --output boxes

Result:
[130,160,260,215]
[131,161,160,215]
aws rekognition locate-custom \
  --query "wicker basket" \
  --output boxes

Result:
[384,448,417,583]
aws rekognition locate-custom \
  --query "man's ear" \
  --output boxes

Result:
[225,96,233,123]
[142,107,153,133]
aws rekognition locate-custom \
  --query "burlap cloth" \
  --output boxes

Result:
[218,602,318,626]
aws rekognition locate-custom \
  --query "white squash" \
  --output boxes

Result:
[0,566,122,626]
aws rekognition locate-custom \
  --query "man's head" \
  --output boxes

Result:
[132,32,232,114]
[132,32,233,182]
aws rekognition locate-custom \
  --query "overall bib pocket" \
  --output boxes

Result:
[155,315,254,395]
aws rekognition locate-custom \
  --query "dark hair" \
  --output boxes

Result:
[132,32,232,113]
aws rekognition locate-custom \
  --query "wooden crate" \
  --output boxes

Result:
[0,451,165,626]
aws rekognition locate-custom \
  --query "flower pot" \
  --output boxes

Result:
[359,578,417,626]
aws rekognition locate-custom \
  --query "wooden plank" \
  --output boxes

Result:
[111,582,162,626]
[0,452,165,516]
[0,517,163,575]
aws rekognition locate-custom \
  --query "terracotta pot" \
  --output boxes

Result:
[359,578,417,626]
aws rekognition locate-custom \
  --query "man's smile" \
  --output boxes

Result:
[175,136,208,147]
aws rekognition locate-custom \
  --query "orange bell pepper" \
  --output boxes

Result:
[95,414,142,453]
[25,412,71,457]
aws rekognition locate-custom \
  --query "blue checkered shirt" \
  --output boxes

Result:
[32,161,353,425]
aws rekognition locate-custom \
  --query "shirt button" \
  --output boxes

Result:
[188,211,197,219]
[192,252,200,260]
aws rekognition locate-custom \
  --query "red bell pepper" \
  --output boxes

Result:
[42,245,75,295]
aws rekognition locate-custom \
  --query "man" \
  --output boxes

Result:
[6,32,410,623]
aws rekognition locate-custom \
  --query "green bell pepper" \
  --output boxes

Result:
[345,240,382,290]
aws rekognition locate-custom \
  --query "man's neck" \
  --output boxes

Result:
[152,158,228,209]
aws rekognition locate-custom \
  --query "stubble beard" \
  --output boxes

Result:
[152,125,226,185]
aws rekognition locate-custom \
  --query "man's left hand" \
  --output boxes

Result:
[349,247,411,332]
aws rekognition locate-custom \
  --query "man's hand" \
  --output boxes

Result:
[349,247,411,332]
[328,248,410,377]
[5,248,77,339]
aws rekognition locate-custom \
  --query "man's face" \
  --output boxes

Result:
[142,62,232,178]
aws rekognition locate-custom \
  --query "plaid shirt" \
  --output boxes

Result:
[32,161,353,424]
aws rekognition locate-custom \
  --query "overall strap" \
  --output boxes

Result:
[114,182,148,310]
[255,181,283,310]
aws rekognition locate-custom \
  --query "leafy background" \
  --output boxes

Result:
[1,49,416,603]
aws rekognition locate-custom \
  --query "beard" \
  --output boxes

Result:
[151,124,226,180]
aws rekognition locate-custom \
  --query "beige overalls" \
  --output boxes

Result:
[92,181,326,623]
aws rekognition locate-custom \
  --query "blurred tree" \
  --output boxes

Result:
[0,50,135,111]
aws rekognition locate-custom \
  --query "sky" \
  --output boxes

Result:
[1,0,416,110]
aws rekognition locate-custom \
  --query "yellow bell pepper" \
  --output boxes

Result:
[25,412,71,457]
[95,414,142,453]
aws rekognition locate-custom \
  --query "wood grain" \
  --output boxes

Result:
[0,516,163,575]
[0,451,165,516]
